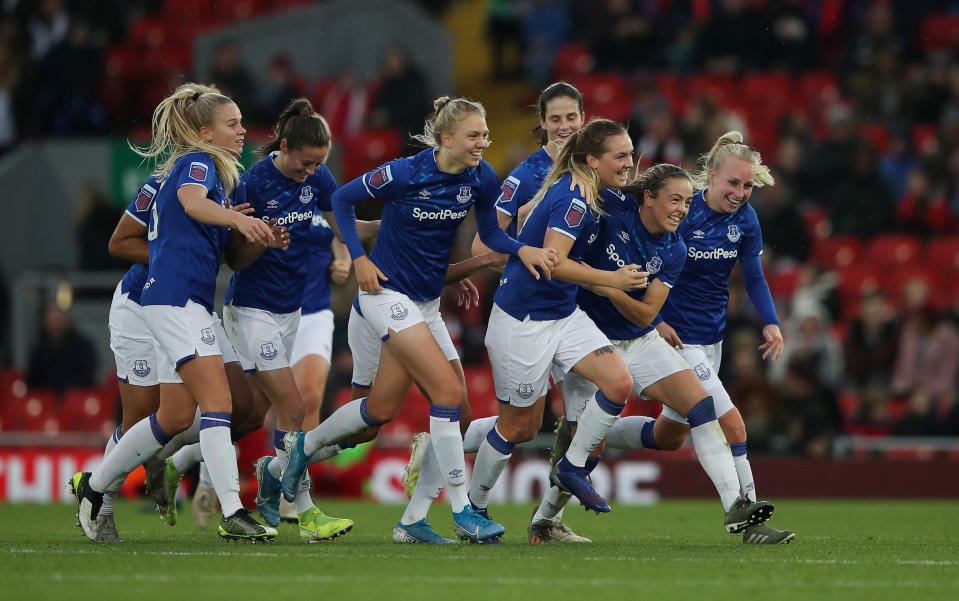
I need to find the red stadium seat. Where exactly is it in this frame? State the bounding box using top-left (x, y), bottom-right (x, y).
top-left (767, 264), bottom-right (804, 300)
top-left (342, 128), bottom-right (401, 182)
top-left (859, 124), bottom-right (890, 154)
top-left (865, 234), bottom-right (922, 268)
top-left (920, 14), bottom-right (959, 53)
top-left (913, 124), bottom-right (938, 154)
top-left (464, 365), bottom-right (498, 419)
top-left (797, 71), bottom-right (840, 106)
top-left (743, 72), bottom-right (792, 105)
top-left (812, 236), bottom-right (863, 270)
top-left (1, 389), bottom-right (58, 432)
top-left (801, 206), bottom-right (832, 239)
top-left (837, 265), bottom-right (882, 319)
top-left (653, 73), bottom-right (685, 115)
top-left (570, 74), bottom-right (632, 122)
top-left (687, 74), bottom-right (736, 107)
top-left (61, 388), bottom-right (117, 434)
top-left (553, 44), bottom-right (595, 81)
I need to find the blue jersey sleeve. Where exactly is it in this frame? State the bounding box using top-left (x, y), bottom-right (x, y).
top-left (741, 254), bottom-right (780, 326)
top-left (333, 159), bottom-right (408, 259)
top-left (475, 164), bottom-right (523, 255)
top-left (495, 163), bottom-right (536, 218)
top-left (547, 194), bottom-right (592, 241)
top-left (742, 207), bottom-right (764, 257)
top-left (654, 239), bottom-right (687, 288)
top-left (125, 178), bottom-right (160, 226)
top-left (175, 154), bottom-right (220, 195)
top-left (312, 164), bottom-right (337, 212)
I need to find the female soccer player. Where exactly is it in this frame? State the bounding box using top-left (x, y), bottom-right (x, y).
top-left (642, 131), bottom-right (793, 544)
top-left (467, 119), bottom-right (647, 533)
top-left (526, 163), bottom-right (775, 543)
top-left (220, 97), bottom-right (374, 541)
top-left (282, 96), bottom-right (557, 544)
top-left (71, 83), bottom-right (278, 542)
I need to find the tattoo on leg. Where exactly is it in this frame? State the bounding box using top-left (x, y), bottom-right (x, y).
top-left (593, 346), bottom-right (614, 356)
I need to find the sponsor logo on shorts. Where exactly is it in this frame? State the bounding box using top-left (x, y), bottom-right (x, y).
top-left (299, 186), bottom-right (313, 204)
top-left (694, 363), bottom-right (711, 380)
top-left (517, 383), bottom-right (534, 399)
top-left (132, 359), bottom-right (150, 378)
top-left (449, 468), bottom-right (463, 479)
top-left (646, 255), bottom-right (663, 274)
top-left (260, 342), bottom-right (279, 360)
top-left (200, 327), bottom-right (216, 345)
top-left (456, 186), bottom-right (473, 204)
top-left (189, 161), bottom-right (208, 182)
top-left (564, 199), bottom-right (586, 228)
top-left (727, 224), bottom-right (741, 242)
top-left (389, 303), bottom-right (409, 321)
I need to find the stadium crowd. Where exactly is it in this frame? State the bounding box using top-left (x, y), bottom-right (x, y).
top-left (2, 0), bottom-right (959, 462)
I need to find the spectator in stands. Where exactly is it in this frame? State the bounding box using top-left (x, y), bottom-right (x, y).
top-left (74, 181), bottom-right (124, 271)
top-left (369, 45), bottom-right (429, 152)
top-left (751, 181), bottom-right (810, 264)
top-left (315, 69), bottom-right (370, 142)
top-left (520, 0), bottom-right (569, 88)
top-left (896, 166), bottom-right (955, 238)
top-left (828, 139), bottom-right (896, 238)
top-left (485, 0), bottom-right (523, 80)
top-left (765, 0), bottom-right (818, 73)
top-left (586, 0), bottom-right (657, 72)
top-left (25, 0), bottom-right (68, 64)
top-left (844, 290), bottom-right (901, 390)
top-left (893, 388), bottom-right (939, 436)
top-left (254, 54), bottom-right (300, 126)
top-left (26, 304), bottom-right (97, 394)
top-left (209, 41), bottom-right (256, 123)
top-left (697, 0), bottom-right (768, 74)
top-left (890, 279), bottom-right (959, 408)
top-left (0, 34), bottom-right (19, 154)
top-left (878, 125), bottom-right (917, 201)
top-left (34, 20), bottom-right (106, 135)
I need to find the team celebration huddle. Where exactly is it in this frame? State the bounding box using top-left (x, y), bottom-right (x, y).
top-left (70, 78), bottom-right (794, 547)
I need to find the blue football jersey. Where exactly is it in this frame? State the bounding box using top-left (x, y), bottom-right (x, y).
top-left (577, 201), bottom-right (687, 341)
top-left (495, 147), bottom-right (553, 237)
top-left (301, 211), bottom-right (336, 314)
top-left (226, 154), bottom-right (337, 314)
top-left (357, 148), bottom-right (502, 302)
top-left (119, 176), bottom-right (161, 305)
top-left (660, 189), bottom-right (765, 344)
top-left (494, 173), bottom-right (601, 321)
top-left (140, 152), bottom-right (231, 312)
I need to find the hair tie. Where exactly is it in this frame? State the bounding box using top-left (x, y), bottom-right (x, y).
top-left (191, 92), bottom-right (201, 102)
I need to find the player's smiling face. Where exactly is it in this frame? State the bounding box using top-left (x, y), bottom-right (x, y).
top-left (443, 113), bottom-right (490, 171)
top-left (201, 102), bottom-right (246, 156)
top-left (707, 156), bottom-right (755, 213)
top-left (589, 132), bottom-right (634, 190)
top-left (541, 96), bottom-right (583, 149)
top-left (642, 176), bottom-right (693, 235)
top-left (276, 142), bottom-right (330, 183)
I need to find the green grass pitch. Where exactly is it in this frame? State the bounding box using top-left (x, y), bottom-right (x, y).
top-left (2, 499), bottom-right (958, 601)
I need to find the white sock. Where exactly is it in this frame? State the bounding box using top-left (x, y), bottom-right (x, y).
top-left (730, 442), bottom-right (756, 501)
top-left (429, 406), bottom-right (468, 512)
top-left (198, 460), bottom-right (213, 488)
top-left (462, 416), bottom-right (497, 454)
top-left (303, 398), bottom-right (379, 457)
top-left (198, 413), bottom-right (242, 517)
top-left (467, 424), bottom-right (513, 509)
top-left (400, 440), bottom-right (443, 525)
top-left (170, 443), bottom-right (203, 475)
top-left (266, 428), bottom-right (288, 480)
top-left (533, 485), bottom-right (571, 522)
top-left (565, 392), bottom-right (623, 467)
top-left (309, 443), bottom-right (344, 463)
top-left (99, 427), bottom-right (123, 515)
top-left (155, 409), bottom-right (201, 460)
top-left (606, 416), bottom-right (656, 449)
top-left (89, 415), bottom-right (167, 492)
top-left (294, 472), bottom-right (313, 514)
top-left (686, 398), bottom-right (740, 511)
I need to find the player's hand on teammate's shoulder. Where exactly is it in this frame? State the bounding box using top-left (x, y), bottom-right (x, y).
top-left (759, 324), bottom-right (784, 361)
top-left (568, 174), bottom-right (595, 205)
top-left (329, 259), bottom-right (351, 285)
top-left (517, 245), bottom-right (558, 280)
top-left (353, 255), bottom-right (388, 293)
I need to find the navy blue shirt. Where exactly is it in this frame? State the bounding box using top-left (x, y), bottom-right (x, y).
top-left (119, 177), bottom-right (160, 305)
top-left (225, 154), bottom-right (336, 314)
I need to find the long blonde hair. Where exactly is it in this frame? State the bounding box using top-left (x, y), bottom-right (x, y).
top-left (520, 118), bottom-right (627, 232)
top-left (131, 82), bottom-right (242, 194)
top-left (691, 131), bottom-right (774, 192)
